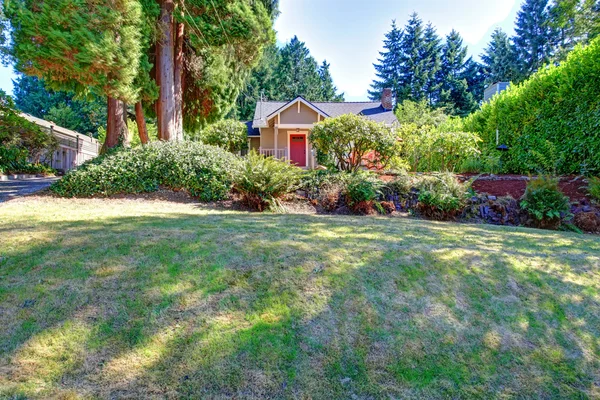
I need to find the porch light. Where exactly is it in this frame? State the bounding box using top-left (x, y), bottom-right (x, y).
top-left (296, 128), bottom-right (300, 132)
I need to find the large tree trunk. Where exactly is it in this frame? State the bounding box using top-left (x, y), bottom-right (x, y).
top-left (174, 21), bottom-right (185, 141)
top-left (102, 96), bottom-right (128, 153)
top-left (156, 0), bottom-right (175, 141)
top-left (135, 102), bottom-right (149, 144)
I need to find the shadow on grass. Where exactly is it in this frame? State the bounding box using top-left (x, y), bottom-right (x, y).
top-left (1, 210), bottom-right (599, 398)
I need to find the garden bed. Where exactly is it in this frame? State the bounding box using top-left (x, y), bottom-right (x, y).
top-left (461, 174), bottom-right (590, 202)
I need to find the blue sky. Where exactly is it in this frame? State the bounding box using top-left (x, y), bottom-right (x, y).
top-left (0, 0), bottom-right (521, 101)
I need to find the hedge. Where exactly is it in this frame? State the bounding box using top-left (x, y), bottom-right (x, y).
top-left (464, 37), bottom-right (600, 175)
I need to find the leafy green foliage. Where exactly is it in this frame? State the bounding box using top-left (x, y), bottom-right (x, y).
top-left (234, 151), bottom-right (302, 211)
top-left (464, 38), bottom-right (600, 175)
top-left (415, 172), bottom-right (471, 220)
top-left (587, 177), bottom-right (600, 202)
top-left (344, 171), bottom-right (384, 207)
top-left (310, 114), bottom-right (397, 172)
top-left (197, 119), bottom-right (248, 153)
top-left (0, 90), bottom-right (58, 172)
top-left (520, 176), bottom-right (571, 229)
top-left (397, 123), bottom-right (481, 172)
top-left (51, 142), bottom-right (241, 200)
top-left (395, 100), bottom-right (449, 128)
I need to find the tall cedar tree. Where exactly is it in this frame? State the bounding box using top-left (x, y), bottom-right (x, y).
top-left (13, 74), bottom-right (106, 136)
top-left (481, 28), bottom-right (519, 85)
top-left (368, 20), bottom-right (403, 102)
top-left (6, 0), bottom-right (277, 147)
top-left (437, 30), bottom-right (477, 116)
top-left (6, 0), bottom-right (151, 150)
top-left (512, 0), bottom-right (556, 80)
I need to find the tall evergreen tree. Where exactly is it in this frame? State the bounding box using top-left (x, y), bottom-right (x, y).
top-left (397, 13), bottom-right (429, 102)
top-left (368, 20), bottom-right (403, 102)
top-left (512, 0), bottom-right (556, 80)
top-left (421, 23), bottom-right (442, 105)
top-left (481, 28), bottom-right (519, 85)
top-left (233, 37), bottom-right (343, 121)
top-left (462, 57), bottom-right (486, 104)
top-left (275, 36), bottom-right (322, 100)
top-left (318, 61), bottom-right (344, 101)
top-left (437, 30), bottom-right (477, 116)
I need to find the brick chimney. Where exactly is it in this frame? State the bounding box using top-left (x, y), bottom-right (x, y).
top-left (381, 88), bottom-right (393, 111)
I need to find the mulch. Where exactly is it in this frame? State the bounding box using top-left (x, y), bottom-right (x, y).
top-left (462, 174), bottom-right (590, 202)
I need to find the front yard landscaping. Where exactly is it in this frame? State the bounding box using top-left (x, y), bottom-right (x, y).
top-left (1, 196), bottom-right (599, 398)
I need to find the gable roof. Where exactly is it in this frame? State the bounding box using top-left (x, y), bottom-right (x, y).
top-left (251, 97), bottom-right (398, 128)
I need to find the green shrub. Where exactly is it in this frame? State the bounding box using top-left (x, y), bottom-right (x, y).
top-left (196, 119), bottom-right (248, 153)
top-left (520, 176), bottom-right (571, 229)
top-left (459, 155), bottom-right (501, 174)
top-left (344, 171), bottom-right (383, 207)
top-left (51, 141), bottom-right (241, 201)
top-left (415, 172), bottom-right (471, 220)
top-left (382, 172), bottom-right (415, 197)
top-left (464, 38), bottom-right (600, 175)
top-left (397, 123), bottom-right (481, 172)
top-left (310, 114), bottom-right (398, 172)
top-left (300, 169), bottom-right (345, 198)
top-left (234, 151), bottom-right (303, 211)
top-left (588, 177), bottom-right (600, 202)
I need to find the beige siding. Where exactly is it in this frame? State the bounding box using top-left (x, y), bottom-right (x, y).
top-left (249, 137), bottom-right (260, 151)
top-left (260, 127), bottom-right (274, 148)
top-left (279, 102), bottom-right (319, 125)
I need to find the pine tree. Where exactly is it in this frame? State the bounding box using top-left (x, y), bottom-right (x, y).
top-left (421, 23), bottom-right (442, 105)
top-left (397, 13), bottom-right (429, 102)
top-left (512, 0), bottom-right (556, 80)
top-left (462, 57), bottom-right (486, 103)
top-left (437, 30), bottom-right (477, 116)
top-left (275, 36), bottom-right (323, 100)
top-left (481, 28), bottom-right (519, 85)
top-left (368, 20), bottom-right (403, 102)
top-left (318, 61), bottom-right (344, 101)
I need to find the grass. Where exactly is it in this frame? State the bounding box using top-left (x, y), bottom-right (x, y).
top-left (0, 196), bottom-right (599, 399)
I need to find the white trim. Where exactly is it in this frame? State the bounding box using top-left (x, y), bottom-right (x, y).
top-left (287, 131), bottom-right (309, 167)
top-left (275, 124), bottom-right (314, 129)
top-left (265, 97), bottom-right (328, 121)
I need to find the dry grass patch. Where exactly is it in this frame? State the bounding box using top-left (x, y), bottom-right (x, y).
top-left (0, 196), bottom-right (599, 398)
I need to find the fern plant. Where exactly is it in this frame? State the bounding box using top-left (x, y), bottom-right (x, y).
top-left (589, 177), bottom-right (600, 202)
top-left (520, 176), bottom-right (571, 229)
top-left (234, 151), bottom-right (303, 211)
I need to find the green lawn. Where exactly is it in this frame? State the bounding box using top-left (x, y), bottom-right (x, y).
top-left (1, 196), bottom-right (599, 399)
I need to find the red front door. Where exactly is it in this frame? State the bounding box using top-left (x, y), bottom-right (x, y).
top-left (289, 135), bottom-right (306, 167)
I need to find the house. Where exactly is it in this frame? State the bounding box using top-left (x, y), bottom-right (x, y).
top-left (247, 89), bottom-right (398, 168)
top-left (21, 113), bottom-right (100, 172)
top-left (483, 82), bottom-right (510, 102)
